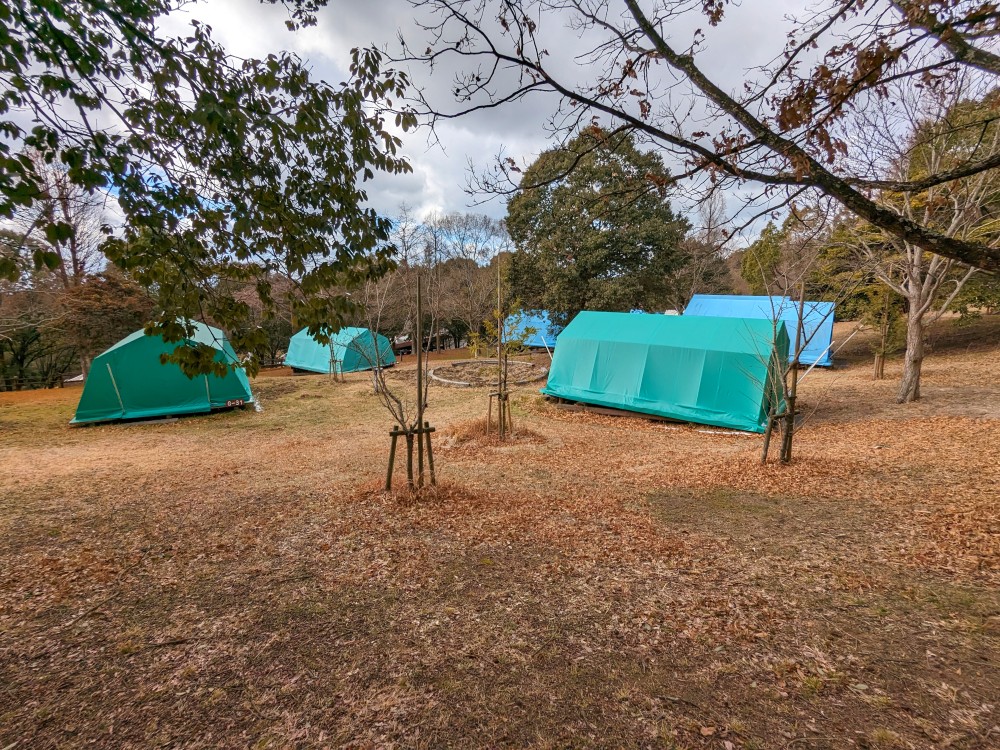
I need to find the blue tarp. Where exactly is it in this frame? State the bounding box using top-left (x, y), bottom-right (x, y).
top-left (684, 294), bottom-right (835, 367)
top-left (507, 311), bottom-right (560, 349)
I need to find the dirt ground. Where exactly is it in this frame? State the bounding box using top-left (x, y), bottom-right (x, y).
top-left (1, 316), bottom-right (998, 749)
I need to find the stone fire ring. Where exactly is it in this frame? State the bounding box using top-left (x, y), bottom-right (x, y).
top-left (428, 359), bottom-right (549, 388)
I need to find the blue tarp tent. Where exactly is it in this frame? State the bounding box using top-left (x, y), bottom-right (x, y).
top-left (684, 294), bottom-right (835, 367)
top-left (507, 311), bottom-right (560, 349)
top-left (284, 327), bottom-right (395, 375)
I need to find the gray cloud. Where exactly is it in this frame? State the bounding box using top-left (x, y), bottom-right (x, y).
top-left (177, 0), bottom-right (810, 228)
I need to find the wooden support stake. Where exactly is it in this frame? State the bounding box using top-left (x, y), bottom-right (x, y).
top-left (386, 428), bottom-right (400, 491)
top-left (424, 421), bottom-right (436, 485)
top-left (416, 424), bottom-right (425, 487)
top-left (405, 432), bottom-right (414, 488)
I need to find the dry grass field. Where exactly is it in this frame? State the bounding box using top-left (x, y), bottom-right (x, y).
top-left (1, 316), bottom-right (998, 749)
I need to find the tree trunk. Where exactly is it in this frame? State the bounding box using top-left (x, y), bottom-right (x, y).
top-left (874, 293), bottom-right (890, 381)
top-left (896, 305), bottom-right (924, 403)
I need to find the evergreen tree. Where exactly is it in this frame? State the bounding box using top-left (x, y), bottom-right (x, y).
top-left (506, 129), bottom-right (689, 325)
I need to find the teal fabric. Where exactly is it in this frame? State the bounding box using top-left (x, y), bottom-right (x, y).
top-left (541, 311), bottom-right (788, 432)
top-left (72, 322), bottom-right (253, 424)
top-left (284, 327), bottom-right (396, 374)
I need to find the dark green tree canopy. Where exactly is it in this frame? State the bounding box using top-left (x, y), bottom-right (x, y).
top-left (740, 222), bottom-right (786, 296)
top-left (506, 128), bottom-right (689, 326)
top-left (1, 0), bottom-right (415, 373)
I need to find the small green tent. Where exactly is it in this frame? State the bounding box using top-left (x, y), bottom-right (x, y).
top-left (541, 311), bottom-right (788, 432)
top-left (284, 326), bottom-right (395, 375)
top-left (72, 322), bottom-right (253, 424)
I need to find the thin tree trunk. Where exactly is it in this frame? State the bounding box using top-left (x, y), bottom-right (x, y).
top-left (874, 293), bottom-right (890, 381)
top-left (415, 275), bottom-right (425, 486)
top-left (897, 303), bottom-right (925, 403)
top-left (780, 286), bottom-right (806, 463)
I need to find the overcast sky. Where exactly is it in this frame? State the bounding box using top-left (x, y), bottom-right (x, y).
top-left (163, 0), bottom-right (806, 227)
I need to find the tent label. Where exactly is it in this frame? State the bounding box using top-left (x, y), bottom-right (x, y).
top-left (225, 399), bottom-right (245, 407)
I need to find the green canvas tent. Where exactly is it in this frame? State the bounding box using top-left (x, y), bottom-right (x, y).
top-left (284, 326), bottom-right (395, 375)
top-left (72, 322), bottom-right (253, 424)
top-left (541, 311), bottom-right (788, 433)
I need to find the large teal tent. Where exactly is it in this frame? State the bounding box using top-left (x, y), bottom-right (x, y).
top-left (541, 311), bottom-right (788, 432)
top-left (284, 326), bottom-right (395, 375)
top-left (72, 322), bottom-right (253, 424)
top-left (684, 294), bottom-right (835, 367)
